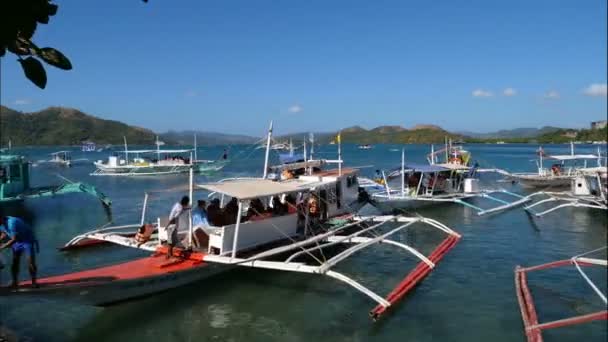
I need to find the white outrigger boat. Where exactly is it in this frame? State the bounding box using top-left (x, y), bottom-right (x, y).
top-left (92, 136), bottom-right (227, 176)
top-left (515, 247), bottom-right (607, 342)
top-left (517, 166), bottom-right (608, 217)
top-left (48, 151), bottom-right (72, 167)
top-left (1, 122), bottom-right (461, 321)
top-left (498, 143), bottom-right (604, 189)
top-left (361, 147), bottom-right (526, 216)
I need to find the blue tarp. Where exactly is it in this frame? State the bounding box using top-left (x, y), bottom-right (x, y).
top-left (279, 153), bottom-right (305, 164)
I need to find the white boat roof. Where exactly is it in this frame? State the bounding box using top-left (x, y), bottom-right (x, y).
top-left (122, 149), bottom-right (193, 154)
top-left (548, 154), bottom-right (599, 160)
top-left (578, 166), bottom-right (608, 175)
top-left (197, 179), bottom-right (308, 200)
top-left (434, 163), bottom-right (470, 170)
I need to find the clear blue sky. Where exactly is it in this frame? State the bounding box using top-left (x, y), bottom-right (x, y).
top-left (1, 0), bottom-right (606, 135)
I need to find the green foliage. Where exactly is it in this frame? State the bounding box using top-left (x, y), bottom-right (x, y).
top-left (337, 126), bottom-right (464, 144)
top-left (0, 0), bottom-right (71, 89)
top-left (0, 106), bottom-right (158, 146)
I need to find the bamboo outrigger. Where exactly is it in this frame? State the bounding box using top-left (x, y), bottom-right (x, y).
top-left (515, 247), bottom-right (607, 342)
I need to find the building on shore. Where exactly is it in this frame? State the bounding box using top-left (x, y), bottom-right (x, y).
top-left (591, 120), bottom-right (607, 130)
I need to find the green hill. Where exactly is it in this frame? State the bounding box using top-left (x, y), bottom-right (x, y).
top-left (0, 106), bottom-right (157, 146)
top-left (339, 125), bottom-right (464, 144)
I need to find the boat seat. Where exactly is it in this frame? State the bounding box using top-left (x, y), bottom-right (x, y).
top-left (191, 227), bottom-right (209, 249)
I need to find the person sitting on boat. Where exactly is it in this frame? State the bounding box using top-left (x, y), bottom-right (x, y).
top-left (0, 215), bottom-right (38, 289)
top-left (207, 198), bottom-right (222, 226)
top-left (192, 200), bottom-right (209, 228)
top-left (551, 164), bottom-right (561, 176)
top-left (222, 198), bottom-right (239, 225)
top-left (135, 223), bottom-right (155, 247)
top-left (165, 196), bottom-right (190, 259)
top-left (281, 169), bottom-right (295, 180)
top-left (247, 198), bottom-right (265, 219)
top-left (307, 194), bottom-right (321, 232)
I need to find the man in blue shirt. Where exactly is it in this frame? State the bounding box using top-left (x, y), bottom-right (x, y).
top-left (192, 200), bottom-right (209, 228)
top-left (0, 215), bottom-right (38, 288)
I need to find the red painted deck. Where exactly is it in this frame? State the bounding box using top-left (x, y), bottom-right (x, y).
top-left (21, 248), bottom-right (207, 287)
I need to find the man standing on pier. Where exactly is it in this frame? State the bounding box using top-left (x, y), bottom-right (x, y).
top-left (0, 215), bottom-right (38, 289)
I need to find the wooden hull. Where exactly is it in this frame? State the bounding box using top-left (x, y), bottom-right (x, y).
top-left (0, 253), bottom-right (227, 306)
top-left (510, 174), bottom-right (572, 188)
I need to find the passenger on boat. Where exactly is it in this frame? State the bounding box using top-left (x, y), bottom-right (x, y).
top-left (222, 149), bottom-right (228, 160)
top-left (192, 200), bottom-right (209, 228)
top-left (307, 194), bottom-right (321, 232)
top-left (223, 198), bottom-right (239, 225)
top-left (165, 196), bottom-right (190, 259)
top-left (0, 215), bottom-right (38, 288)
top-left (247, 198), bottom-right (266, 218)
top-left (135, 223), bottom-right (154, 247)
top-left (207, 199), bottom-right (222, 226)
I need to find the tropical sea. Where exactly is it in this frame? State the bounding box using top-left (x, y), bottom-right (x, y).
top-left (0, 143), bottom-right (606, 342)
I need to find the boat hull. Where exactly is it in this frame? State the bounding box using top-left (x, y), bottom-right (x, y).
top-left (509, 174), bottom-right (572, 188)
top-left (1, 254), bottom-right (228, 306)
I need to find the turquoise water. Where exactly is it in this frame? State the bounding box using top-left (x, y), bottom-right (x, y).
top-left (0, 143), bottom-right (606, 342)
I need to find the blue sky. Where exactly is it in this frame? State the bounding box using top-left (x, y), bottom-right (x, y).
top-left (1, 0), bottom-right (606, 135)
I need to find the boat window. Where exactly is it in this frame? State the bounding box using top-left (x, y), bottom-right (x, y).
top-left (9, 164), bottom-right (21, 181)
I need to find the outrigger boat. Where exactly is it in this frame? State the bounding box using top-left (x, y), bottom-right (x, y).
top-left (92, 136), bottom-right (227, 176)
top-left (496, 143), bottom-right (604, 189)
top-left (1, 122), bottom-right (461, 321)
top-left (49, 151), bottom-right (72, 167)
top-left (0, 154), bottom-right (111, 207)
top-left (515, 247), bottom-right (607, 342)
top-left (519, 167), bottom-right (608, 217)
top-left (360, 147), bottom-right (526, 216)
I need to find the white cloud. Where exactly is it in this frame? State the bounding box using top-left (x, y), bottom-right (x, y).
top-left (503, 88), bottom-right (517, 96)
top-left (582, 83), bottom-right (607, 97)
top-left (544, 90), bottom-right (560, 99)
top-left (472, 89), bottom-right (493, 97)
top-left (14, 99), bottom-right (30, 105)
top-left (288, 104), bottom-right (303, 113)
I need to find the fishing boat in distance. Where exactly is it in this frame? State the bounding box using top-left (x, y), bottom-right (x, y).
top-left (1, 122), bottom-right (461, 322)
top-left (495, 143), bottom-right (604, 189)
top-left (91, 136), bottom-right (227, 176)
top-left (515, 247), bottom-right (607, 342)
top-left (519, 166), bottom-right (608, 217)
top-left (360, 144), bottom-right (527, 216)
top-left (358, 144), bottom-right (373, 150)
top-left (81, 140), bottom-right (96, 152)
top-left (0, 153), bottom-right (111, 207)
top-left (49, 151), bottom-right (72, 167)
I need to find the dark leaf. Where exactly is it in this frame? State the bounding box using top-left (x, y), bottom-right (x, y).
top-left (38, 47), bottom-right (72, 70)
top-left (18, 57), bottom-right (47, 89)
top-left (20, 19), bottom-right (38, 39)
top-left (48, 4), bottom-right (58, 16)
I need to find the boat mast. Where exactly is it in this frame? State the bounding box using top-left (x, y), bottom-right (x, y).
top-left (194, 133), bottom-right (198, 162)
top-left (444, 137), bottom-right (448, 162)
top-left (262, 121), bottom-right (273, 179)
top-left (430, 145), bottom-right (435, 164)
top-left (401, 147), bottom-right (405, 195)
top-left (570, 141), bottom-right (574, 156)
top-left (539, 146), bottom-right (543, 174)
top-left (188, 158), bottom-right (194, 249)
top-left (289, 138), bottom-right (294, 157)
top-left (303, 137), bottom-right (307, 164)
top-left (123, 136), bottom-right (129, 164)
top-left (156, 135), bottom-right (160, 162)
top-left (338, 131), bottom-right (342, 176)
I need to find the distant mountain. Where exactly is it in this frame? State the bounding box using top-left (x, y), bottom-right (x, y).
top-left (459, 126), bottom-right (563, 139)
top-left (159, 130), bottom-right (260, 146)
top-left (340, 125), bottom-right (463, 144)
top-left (0, 106), bottom-right (157, 146)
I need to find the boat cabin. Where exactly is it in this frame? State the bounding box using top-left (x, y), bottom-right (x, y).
top-left (197, 168), bottom-right (360, 257)
top-left (0, 155), bottom-right (31, 201)
top-left (382, 163), bottom-right (474, 197)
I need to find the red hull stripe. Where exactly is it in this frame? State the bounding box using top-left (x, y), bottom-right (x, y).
top-left (369, 234), bottom-right (460, 320)
top-left (21, 247), bottom-right (207, 287)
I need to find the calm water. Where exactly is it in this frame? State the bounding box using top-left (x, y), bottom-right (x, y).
top-left (0, 143), bottom-right (606, 342)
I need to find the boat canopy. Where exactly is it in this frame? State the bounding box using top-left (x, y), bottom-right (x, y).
top-left (434, 163), bottom-right (470, 170)
top-left (197, 179), bottom-right (306, 200)
top-left (50, 151), bottom-right (71, 155)
top-left (548, 154), bottom-right (599, 161)
top-left (395, 163), bottom-right (449, 173)
top-left (278, 153), bottom-right (305, 164)
top-left (121, 149), bottom-right (193, 154)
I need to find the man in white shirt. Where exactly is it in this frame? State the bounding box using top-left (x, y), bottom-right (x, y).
top-left (165, 196), bottom-right (190, 259)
